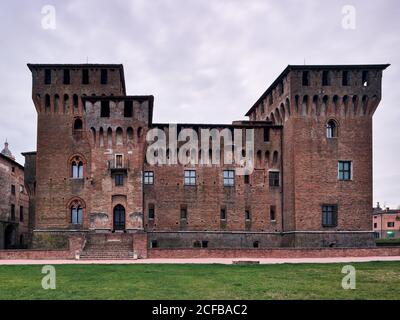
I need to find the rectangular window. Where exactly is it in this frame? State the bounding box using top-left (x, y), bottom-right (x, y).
top-left (223, 170), bottom-right (235, 186)
top-left (338, 161), bottom-right (352, 181)
top-left (322, 71), bottom-right (330, 86)
top-left (115, 155), bottom-right (123, 168)
top-left (20, 185), bottom-right (24, 193)
top-left (342, 71), bottom-right (350, 86)
top-left (144, 171), bottom-right (154, 185)
top-left (20, 206), bottom-right (24, 222)
top-left (100, 69), bottom-right (108, 85)
top-left (302, 71), bottom-right (309, 86)
top-left (184, 170), bottom-right (196, 186)
top-left (322, 205), bottom-right (338, 227)
top-left (71, 207), bottom-right (83, 225)
top-left (244, 175), bottom-right (250, 184)
top-left (82, 69), bottom-right (89, 84)
top-left (148, 204), bottom-right (155, 220)
top-left (115, 174), bottom-right (124, 186)
top-left (44, 69), bottom-right (51, 84)
top-left (373, 223), bottom-right (377, 229)
top-left (124, 100), bottom-right (133, 117)
top-left (269, 171), bottom-right (280, 187)
top-left (11, 185), bottom-right (15, 195)
top-left (270, 206), bottom-right (276, 221)
top-left (63, 69), bottom-right (70, 84)
top-left (180, 207), bottom-right (187, 220)
top-left (245, 210), bottom-right (251, 221)
top-left (388, 222), bottom-right (395, 228)
top-left (100, 100), bottom-right (110, 117)
top-left (362, 71), bottom-right (369, 87)
top-left (11, 204), bottom-right (15, 221)
top-left (202, 241), bottom-right (208, 248)
top-left (150, 240), bottom-right (158, 248)
top-left (220, 208), bottom-right (227, 220)
top-left (264, 127), bottom-right (270, 142)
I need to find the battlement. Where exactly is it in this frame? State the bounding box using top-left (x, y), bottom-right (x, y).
top-left (246, 64), bottom-right (390, 122)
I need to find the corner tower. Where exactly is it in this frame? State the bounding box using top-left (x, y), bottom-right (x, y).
top-left (247, 64), bottom-right (389, 247)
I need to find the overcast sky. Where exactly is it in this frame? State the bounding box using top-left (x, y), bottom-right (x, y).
top-left (0, 0), bottom-right (398, 207)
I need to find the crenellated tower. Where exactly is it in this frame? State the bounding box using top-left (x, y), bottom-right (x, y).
top-left (246, 64), bottom-right (390, 247)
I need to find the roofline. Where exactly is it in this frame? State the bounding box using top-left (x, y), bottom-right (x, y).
top-left (151, 122), bottom-right (283, 129)
top-left (245, 64), bottom-right (391, 116)
top-left (21, 151), bottom-right (37, 156)
top-left (81, 95), bottom-right (154, 102)
top-left (27, 63), bottom-right (127, 95)
top-left (0, 153), bottom-right (24, 170)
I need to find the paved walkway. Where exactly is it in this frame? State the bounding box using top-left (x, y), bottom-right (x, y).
top-left (1, 256), bottom-right (400, 265)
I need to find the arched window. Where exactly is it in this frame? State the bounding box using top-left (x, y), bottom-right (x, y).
top-left (326, 120), bottom-right (338, 138)
top-left (54, 94), bottom-right (60, 113)
top-left (70, 156), bottom-right (84, 178)
top-left (71, 205), bottom-right (83, 225)
top-left (74, 118), bottom-right (83, 130)
top-left (116, 127), bottom-right (123, 146)
top-left (73, 94), bottom-right (79, 113)
top-left (45, 94), bottom-right (51, 113)
top-left (63, 94), bottom-right (69, 114)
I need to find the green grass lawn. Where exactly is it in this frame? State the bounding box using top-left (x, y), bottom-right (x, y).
top-left (0, 262), bottom-right (399, 300)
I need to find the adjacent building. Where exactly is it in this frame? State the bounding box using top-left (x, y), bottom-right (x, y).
top-left (0, 142), bottom-right (30, 249)
top-left (373, 203), bottom-right (400, 239)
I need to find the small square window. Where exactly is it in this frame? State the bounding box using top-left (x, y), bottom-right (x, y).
top-left (322, 205), bottom-right (338, 227)
top-left (202, 241), bottom-right (208, 248)
top-left (223, 170), bottom-right (235, 186)
top-left (144, 171), bottom-right (154, 185)
top-left (184, 170), bottom-right (196, 186)
top-left (150, 240), bottom-right (158, 248)
top-left (115, 174), bottom-right (124, 186)
top-left (388, 222), bottom-right (395, 228)
top-left (338, 161), bottom-right (352, 181)
top-left (269, 171), bottom-right (280, 187)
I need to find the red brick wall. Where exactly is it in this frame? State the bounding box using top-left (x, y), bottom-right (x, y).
top-left (148, 247), bottom-right (400, 259)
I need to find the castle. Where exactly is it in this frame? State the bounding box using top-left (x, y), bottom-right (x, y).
top-left (23, 63), bottom-right (389, 257)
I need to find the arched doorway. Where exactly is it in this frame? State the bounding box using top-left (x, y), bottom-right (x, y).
top-left (113, 205), bottom-right (126, 231)
top-left (4, 225), bottom-right (15, 249)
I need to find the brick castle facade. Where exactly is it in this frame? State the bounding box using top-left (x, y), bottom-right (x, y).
top-left (24, 63), bottom-right (389, 254)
